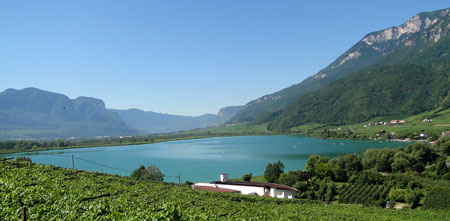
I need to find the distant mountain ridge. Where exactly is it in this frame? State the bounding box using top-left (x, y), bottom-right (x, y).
top-left (0, 87), bottom-right (243, 139)
top-left (110, 105), bottom-right (243, 134)
top-left (267, 8), bottom-right (450, 130)
top-left (0, 87), bottom-right (137, 140)
top-left (230, 8), bottom-right (450, 123)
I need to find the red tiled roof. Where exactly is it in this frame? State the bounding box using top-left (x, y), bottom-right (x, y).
top-left (193, 185), bottom-right (241, 193)
top-left (210, 181), bottom-right (298, 192)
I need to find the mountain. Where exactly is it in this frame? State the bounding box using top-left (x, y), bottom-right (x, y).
top-left (268, 8), bottom-right (450, 131)
top-left (0, 88), bottom-right (137, 140)
top-left (230, 8), bottom-right (450, 123)
top-left (110, 105), bottom-right (243, 134)
top-left (217, 105), bottom-right (244, 119)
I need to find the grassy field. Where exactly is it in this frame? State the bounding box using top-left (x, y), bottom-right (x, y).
top-left (289, 107), bottom-right (450, 139)
top-left (1, 159), bottom-right (449, 220)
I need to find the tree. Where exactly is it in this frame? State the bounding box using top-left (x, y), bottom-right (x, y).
top-left (405, 190), bottom-right (422, 209)
top-left (279, 170), bottom-right (308, 187)
top-left (380, 148), bottom-right (395, 172)
top-left (435, 157), bottom-right (449, 177)
top-left (330, 154), bottom-right (363, 181)
top-left (388, 189), bottom-right (406, 202)
top-left (131, 165), bottom-right (164, 181)
top-left (264, 161), bottom-right (285, 183)
top-left (405, 143), bottom-right (438, 165)
top-left (306, 155), bottom-right (333, 178)
top-left (342, 154), bottom-right (363, 173)
top-left (242, 173), bottom-right (252, 182)
top-left (391, 151), bottom-right (412, 173)
top-left (363, 148), bottom-right (379, 170)
top-left (306, 155), bottom-right (329, 172)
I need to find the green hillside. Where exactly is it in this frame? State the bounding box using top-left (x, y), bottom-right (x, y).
top-left (268, 62), bottom-right (450, 131)
top-left (2, 159), bottom-right (449, 220)
top-left (267, 13), bottom-right (450, 131)
top-left (230, 8), bottom-right (450, 123)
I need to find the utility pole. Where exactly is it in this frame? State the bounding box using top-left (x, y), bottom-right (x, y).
top-left (72, 154), bottom-right (74, 169)
top-left (178, 175), bottom-right (180, 185)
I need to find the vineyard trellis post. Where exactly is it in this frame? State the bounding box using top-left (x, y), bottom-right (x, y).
top-left (22, 205), bottom-right (27, 221)
top-left (165, 175), bottom-right (181, 185)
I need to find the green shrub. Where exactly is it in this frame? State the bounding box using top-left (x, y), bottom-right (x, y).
top-left (388, 189), bottom-right (406, 202)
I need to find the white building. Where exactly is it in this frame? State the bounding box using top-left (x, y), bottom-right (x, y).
top-left (192, 174), bottom-right (298, 199)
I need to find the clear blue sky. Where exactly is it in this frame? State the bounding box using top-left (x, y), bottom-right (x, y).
top-left (0, 1), bottom-right (449, 116)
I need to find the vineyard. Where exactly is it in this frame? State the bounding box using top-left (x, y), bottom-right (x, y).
top-left (1, 160), bottom-right (449, 220)
top-left (423, 187), bottom-right (450, 210)
top-left (338, 184), bottom-right (390, 205)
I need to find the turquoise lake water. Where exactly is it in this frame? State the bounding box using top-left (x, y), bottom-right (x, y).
top-left (9, 135), bottom-right (410, 183)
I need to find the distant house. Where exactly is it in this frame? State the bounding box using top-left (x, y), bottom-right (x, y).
top-left (375, 130), bottom-right (386, 137)
top-left (399, 120), bottom-right (407, 124)
top-left (422, 119), bottom-right (434, 123)
top-left (390, 132), bottom-right (396, 138)
top-left (442, 131), bottom-right (450, 137)
top-left (390, 120), bottom-right (399, 124)
top-left (364, 123), bottom-right (372, 128)
top-left (420, 133), bottom-right (429, 138)
top-left (192, 174), bottom-right (298, 199)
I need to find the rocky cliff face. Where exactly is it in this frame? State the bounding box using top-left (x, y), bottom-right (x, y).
top-left (0, 88), bottom-right (137, 140)
top-left (317, 8), bottom-right (450, 77)
top-left (230, 7), bottom-right (450, 123)
top-left (217, 105), bottom-right (244, 119)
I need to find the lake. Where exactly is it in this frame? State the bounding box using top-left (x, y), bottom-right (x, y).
top-left (9, 135), bottom-right (409, 183)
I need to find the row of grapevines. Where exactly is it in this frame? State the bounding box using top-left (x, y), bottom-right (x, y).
top-left (1, 160), bottom-right (449, 220)
top-left (338, 184), bottom-right (390, 205)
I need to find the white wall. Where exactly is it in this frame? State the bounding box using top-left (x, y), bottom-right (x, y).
top-left (271, 188), bottom-right (295, 199)
top-left (194, 183), bottom-right (265, 196)
top-left (194, 183), bottom-right (296, 199)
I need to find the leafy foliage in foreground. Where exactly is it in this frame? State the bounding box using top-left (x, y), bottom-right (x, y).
top-left (1, 160), bottom-right (449, 220)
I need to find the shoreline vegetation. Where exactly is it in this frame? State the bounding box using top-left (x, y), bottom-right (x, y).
top-left (0, 123), bottom-right (275, 155)
top-left (2, 139), bottom-right (449, 219)
top-left (2, 115), bottom-right (449, 155)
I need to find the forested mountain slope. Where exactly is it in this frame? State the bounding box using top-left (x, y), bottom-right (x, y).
top-left (268, 17), bottom-right (450, 131)
top-left (231, 8), bottom-right (450, 123)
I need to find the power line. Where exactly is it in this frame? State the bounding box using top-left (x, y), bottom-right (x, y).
top-left (19, 153), bottom-right (183, 183)
top-left (73, 156), bottom-right (132, 173)
top-left (31, 153), bottom-right (132, 173)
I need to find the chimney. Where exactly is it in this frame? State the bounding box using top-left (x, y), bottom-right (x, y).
top-left (220, 173), bottom-right (228, 182)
